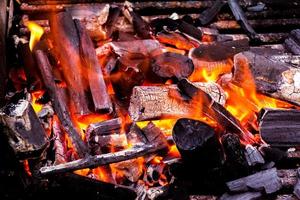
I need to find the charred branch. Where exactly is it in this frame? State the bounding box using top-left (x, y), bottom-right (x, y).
top-left (199, 0), bottom-right (226, 26)
top-left (34, 50), bottom-right (88, 158)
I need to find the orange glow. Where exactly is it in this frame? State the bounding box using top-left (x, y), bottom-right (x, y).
top-left (31, 90), bottom-right (45, 113)
top-left (23, 160), bottom-right (32, 176)
top-left (168, 145), bottom-right (180, 158)
top-left (76, 113), bottom-right (110, 131)
top-left (163, 46), bottom-right (186, 55)
top-left (25, 21), bottom-right (44, 51)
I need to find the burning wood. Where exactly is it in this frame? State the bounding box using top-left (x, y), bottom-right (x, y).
top-left (49, 11), bottom-right (90, 116)
top-left (129, 82), bottom-right (226, 121)
top-left (34, 50), bottom-right (88, 158)
top-left (285, 29), bottom-right (300, 55)
top-left (53, 117), bottom-right (67, 164)
top-left (233, 51), bottom-right (300, 106)
top-left (86, 118), bottom-right (122, 138)
top-left (199, 0), bottom-right (226, 26)
top-left (294, 168), bottom-right (300, 199)
top-left (244, 144), bottom-right (265, 166)
top-left (0, 98), bottom-right (48, 159)
top-left (74, 19), bottom-right (112, 113)
top-left (259, 108), bottom-right (300, 147)
top-left (156, 31), bottom-right (196, 51)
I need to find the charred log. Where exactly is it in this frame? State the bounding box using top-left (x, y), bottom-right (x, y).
top-left (156, 31), bottom-right (196, 50)
top-left (172, 118), bottom-right (223, 169)
top-left (189, 39), bottom-right (249, 62)
top-left (151, 52), bottom-right (194, 80)
top-left (49, 11), bottom-right (90, 115)
top-left (199, 0), bottom-right (226, 26)
top-left (74, 19), bottom-right (112, 113)
top-left (259, 108), bottom-right (300, 147)
top-left (233, 51), bottom-right (300, 106)
top-left (0, 98), bottom-right (48, 159)
top-left (129, 82), bottom-right (226, 121)
top-left (142, 122), bottom-right (168, 147)
top-left (34, 50), bottom-right (88, 158)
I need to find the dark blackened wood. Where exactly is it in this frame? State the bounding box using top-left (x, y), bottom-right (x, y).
top-left (0, 98), bottom-right (48, 159)
top-left (103, 6), bottom-right (121, 38)
top-left (233, 51), bottom-right (300, 106)
top-left (259, 108), bottom-right (300, 147)
top-left (175, 19), bottom-right (202, 42)
top-left (228, 0), bottom-right (257, 40)
top-left (219, 192), bottom-right (262, 200)
top-left (172, 118), bottom-right (223, 168)
top-left (291, 29), bottom-right (300, 45)
top-left (294, 168), bottom-right (300, 199)
top-left (221, 133), bottom-right (248, 178)
top-left (52, 172), bottom-right (136, 200)
top-left (74, 19), bottom-right (112, 113)
top-left (17, 42), bottom-right (42, 91)
top-left (40, 142), bottom-right (167, 176)
top-left (269, 55), bottom-right (300, 67)
top-left (0, 0), bottom-right (7, 106)
top-left (244, 144), bottom-right (265, 166)
top-left (177, 79), bottom-right (255, 143)
top-left (151, 52), bottom-right (194, 80)
top-left (189, 39), bottom-right (249, 62)
top-left (285, 38), bottom-right (300, 55)
top-left (34, 50), bottom-right (88, 158)
top-left (226, 168), bottom-right (282, 194)
top-left (199, 0), bottom-right (226, 26)
top-left (49, 11), bottom-right (90, 116)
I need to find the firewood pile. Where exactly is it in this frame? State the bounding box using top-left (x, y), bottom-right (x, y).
top-left (1, 0), bottom-right (300, 199)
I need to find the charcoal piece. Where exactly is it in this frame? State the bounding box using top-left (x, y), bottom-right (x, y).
top-left (86, 118), bottom-right (122, 138)
top-left (172, 118), bottom-right (223, 169)
top-left (259, 145), bottom-right (287, 163)
top-left (259, 108), bottom-right (300, 147)
top-left (293, 168), bottom-right (300, 199)
top-left (244, 144), bottom-right (265, 166)
top-left (226, 168), bottom-right (282, 194)
top-left (199, 0), bottom-right (226, 26)
top-left (285, 38), bottom-right (300, 55)
top-left (151, 52), bottom-right (194, 80)
top-left (189, 39), bottom-right (249, 62)
top-left (142, 122), bottom-right (168, 147)
top-left (0, 98), bottom-right (48, 159)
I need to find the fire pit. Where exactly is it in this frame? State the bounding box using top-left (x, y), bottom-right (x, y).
top-left (1, 0), bottom-right (300, 199)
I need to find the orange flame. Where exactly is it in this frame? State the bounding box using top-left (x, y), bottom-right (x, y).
top-left (25, 21), bottom-right (44, 51)
top-left (31, 90), bottom-right (45, 113)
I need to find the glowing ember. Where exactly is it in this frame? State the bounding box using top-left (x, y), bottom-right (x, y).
top-left (31, 90), bottom-right (45, 113)
top-left (25, 21), bottom-right (44, 51)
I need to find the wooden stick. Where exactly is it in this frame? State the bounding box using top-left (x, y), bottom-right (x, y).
top-left (228, 0), bottom-right (257, 40)
top-left (34, 50), bottom-right (88, 158)
top-left (74, 19), bottom-right (112, 113)
top-left (49, 11), bottom-right (90, 116)
top-left (40, 143), bottom-right (166, 176)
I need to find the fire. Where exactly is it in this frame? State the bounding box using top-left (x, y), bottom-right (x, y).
top-left (25, 21), bottom-right (44, 51)
top-left (23, 160), bottom-right (32, 176)
top-left (31, 90), bottom-right (45, 113)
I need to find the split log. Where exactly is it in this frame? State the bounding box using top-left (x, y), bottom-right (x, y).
top-left (128, 82), bottom-right (226, 121)
top-left (0, 0), bottom-right (7, 106)
top-left (226, 168), bottom-right (282, 194)
top-left (244, 144), bottom-right (265, 166)
top-left (233, 51), bottom-right (300, 106)
top-left (172, 118), bottom-right (223, 169)
top-left (49, 11), bottom-right (90, 115)
top-left (74, 19), bottom-right (112, 113)
top-left (259, 108), bottom-right (300, 147)
top-left (40, 142), bottom-right (167, 176)
top-left (34, 50), bottom-right (88, 158)
top-left (0, 98), bottom-right (48, 159)
top-left (228, 0), bottom-right (257, 40)
top-left (219, 192), bottom-right (262, 200)
top-left (151, 52), bottom-right (194, 80)
top-left (189, 39), bottom-right (249, 62)
top-left (199, 0), bottom-right (226, 26)
top-left (177, 79), bottom-right (255, 143)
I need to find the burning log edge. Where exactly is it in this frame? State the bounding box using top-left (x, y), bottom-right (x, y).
top-left (34, 50), bottom-right (89, 158)
top-left (39, 143), bottom-right (167, 176)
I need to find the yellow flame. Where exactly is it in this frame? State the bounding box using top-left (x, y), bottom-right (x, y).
top-left (26, 21), bottom-right (44, 51)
